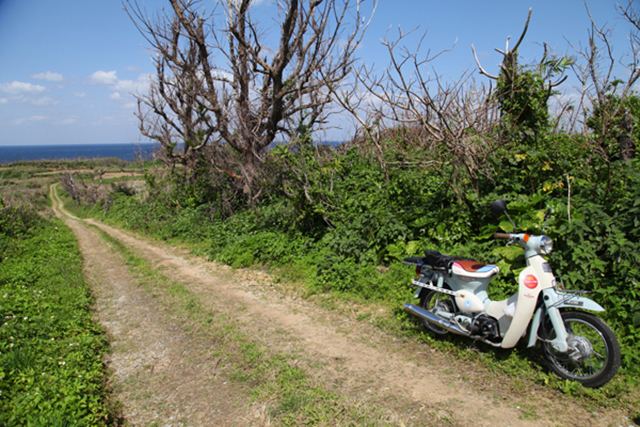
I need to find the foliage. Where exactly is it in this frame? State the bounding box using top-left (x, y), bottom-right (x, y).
top-left (497, 68), bottom-right (551, 139)
top-left (0, 208), bottom-right (114, 426)
top-left (0, 200), bottom-right (44, 259)
top-left (586, 89), bottom-right (640, 161)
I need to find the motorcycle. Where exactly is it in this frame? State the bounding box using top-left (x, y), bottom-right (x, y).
top-left (403, 199), bottom-right (620, 388)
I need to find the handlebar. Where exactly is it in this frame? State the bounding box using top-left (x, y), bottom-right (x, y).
top-left (494, 232), bottom-right (511, 239)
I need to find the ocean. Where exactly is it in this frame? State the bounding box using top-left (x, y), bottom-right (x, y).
top-left (0, 143), bottom-right (157, 164)
top-left (0, 141), bottom-right (347, 165)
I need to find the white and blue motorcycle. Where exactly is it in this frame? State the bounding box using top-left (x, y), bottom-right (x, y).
top-left (403, 199), bottom-right (620, 388)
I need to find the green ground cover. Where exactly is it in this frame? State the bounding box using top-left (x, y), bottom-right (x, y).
top-left (0, 203), bottom-right (116, 426)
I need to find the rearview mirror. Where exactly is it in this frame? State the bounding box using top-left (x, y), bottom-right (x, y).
top-left (490, 199), bottom-right (507, 216)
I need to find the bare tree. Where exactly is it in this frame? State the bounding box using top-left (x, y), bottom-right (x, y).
top-left (332, 28), bottom-right (501, 196)
top-left (472, 9), bottom-right (533, 83)
top-left (127, 0), bottom-right (375, 199)
top-left (59, 170), bottom-right (106, 206)
top-left (569, 0), bottom-right (640, 163)
top-left (126, 1), bottom-right (220, 179)
top-left (472, 8), bottom-right (569, 136)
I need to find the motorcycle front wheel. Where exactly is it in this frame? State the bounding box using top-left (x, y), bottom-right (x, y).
top-left (419, 289), bottom-right (456, 338)
top-left (541, 310), bottom-right (620, 388)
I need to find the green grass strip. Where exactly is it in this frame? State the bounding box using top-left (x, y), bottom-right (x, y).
top-left (0, 214), bottom-right (116, 427)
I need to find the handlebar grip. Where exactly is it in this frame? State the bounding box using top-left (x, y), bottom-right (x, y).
top-left (494, 232), bottom-right (511, 239)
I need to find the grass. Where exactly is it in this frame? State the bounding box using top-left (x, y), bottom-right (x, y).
top-left (0, 213), bottom-right (119, 426)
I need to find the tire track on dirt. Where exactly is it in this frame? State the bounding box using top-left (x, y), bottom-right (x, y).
top-left (50, 184), bottom-right (255, 426)
top-left (49, 184), bottom-right (630, 427)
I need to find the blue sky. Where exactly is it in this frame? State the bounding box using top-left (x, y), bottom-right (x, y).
top-left (0, 0), bottom-right (634, 146)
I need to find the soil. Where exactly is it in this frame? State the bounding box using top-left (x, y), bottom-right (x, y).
top-left (49, 184), bottom-right (635, 427)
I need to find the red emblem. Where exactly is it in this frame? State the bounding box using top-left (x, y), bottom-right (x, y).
top-left (524, 274), bottom-right (538, 289)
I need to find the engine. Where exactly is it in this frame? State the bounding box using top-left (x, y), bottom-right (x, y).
top-left (452, 313), bottom-right (499, 339)
top-left (470, 314), bottom-right (500, 339)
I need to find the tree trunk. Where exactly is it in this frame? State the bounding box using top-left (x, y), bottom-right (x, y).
top-left (619, 109), bottom-right (636, 161)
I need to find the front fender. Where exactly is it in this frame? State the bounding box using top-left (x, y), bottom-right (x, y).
top-left (527, 288), bottom-right (605, 348)
top-left (551, 291), bottom-right (605, 312)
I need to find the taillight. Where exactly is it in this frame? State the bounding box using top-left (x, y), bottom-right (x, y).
top-left (415, 265), bottom-right (422, 276)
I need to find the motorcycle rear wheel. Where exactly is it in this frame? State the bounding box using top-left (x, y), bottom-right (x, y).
top-left (541, 310), bottom-right (620, 388)
top-left (419, 289), bottom-right (456, 338)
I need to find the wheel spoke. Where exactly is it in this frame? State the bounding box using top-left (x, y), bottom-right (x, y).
top-left (542, 311), bottom-right (620, 387)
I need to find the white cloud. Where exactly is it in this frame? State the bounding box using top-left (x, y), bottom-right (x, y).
top-left (30, 71), bottom-right (63, 82)
top-left (89, 70), bottom-right (118, 86)
top-left (60, 116), bottom-right (78, 125)
top-left (31, 96), bottom-right (59, 106)
top-left (0, 81), bottom-right (46, 95)
top-left (88, 71), bottom-right (151, 99)
top-left (73, 92), bottom-right (89, 98)
top-left (122, 102), bottom-right (137, 109)
top-left (113, 73), bottom-right (152, 94)
top-left (13, 115), bottom-right (47, 125)
top-left (0, 98), bottom-right (7, 104)
top-left (90, 116), bottom-right (114, 125)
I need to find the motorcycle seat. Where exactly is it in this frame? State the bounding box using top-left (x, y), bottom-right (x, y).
top-left (451, 260), bottom-right (499, 279)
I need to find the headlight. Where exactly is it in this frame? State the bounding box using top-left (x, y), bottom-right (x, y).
top-left (540, 236), bottom-right (553, 254)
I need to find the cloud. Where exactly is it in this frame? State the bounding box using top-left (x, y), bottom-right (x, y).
top-left (30, 96), bottom-right (59, 106)
top-left (0, 98), bottom-right (7, 104)
top-left (0, 81), bottom-right (46, 95)
top-left (73, 92), bottom-right (89, 98)
top-left (88, 70), bottom-right (151, 97)
top-left (13, 115), bottom-right (47, 125)
top-left (113, 74), bottom-right (152, 94)
top-left (60, 116), bottom-right (78, 125)
top-left (89, 70), bottom-right (118, 86)
top-left (30, 71), bottom-right (63, 82)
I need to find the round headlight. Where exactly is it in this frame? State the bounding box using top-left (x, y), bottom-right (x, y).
top-left (540, 236), bottom-right (553, 254)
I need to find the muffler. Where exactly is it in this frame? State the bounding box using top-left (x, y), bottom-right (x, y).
top-left (404, 303), bottom-right (470, 337)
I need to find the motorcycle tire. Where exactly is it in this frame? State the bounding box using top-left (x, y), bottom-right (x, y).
top-left (419, 288), bottom-right (456, 338)
top-left (540, 310), bottom-right (620, 388)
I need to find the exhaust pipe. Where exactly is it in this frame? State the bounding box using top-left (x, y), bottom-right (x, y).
top-left (404, 303), bottom-right (470, 337)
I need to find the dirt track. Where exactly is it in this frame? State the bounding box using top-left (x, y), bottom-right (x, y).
top-left (49, 184), bottom-right (633, 427)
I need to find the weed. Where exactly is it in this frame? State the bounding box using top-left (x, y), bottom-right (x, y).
top-left (518, 403), bottom-right (539, 420)
top-left (0, 212), bottom-right (114, 426)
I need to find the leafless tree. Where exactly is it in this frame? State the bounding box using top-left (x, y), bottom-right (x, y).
top-left (568, 0), bottom-right (640, 163)
top-left (472, 8), bottom-right (568, 134)
top-left (126, 1), bottom-right (221, 179)
top-left (472, 8), bottom-right (533, 84)
top-left (126, 0), bottom-right (375, 199)
top-left (59, 170), bottom-right (106, 206)
top-left (331, 27), bottom-right (501, 197)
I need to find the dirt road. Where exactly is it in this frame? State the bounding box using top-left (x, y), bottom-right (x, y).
top-left (49, 184), bottom-right (633, 427)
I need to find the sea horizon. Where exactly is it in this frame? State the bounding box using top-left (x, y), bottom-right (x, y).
top-left (0, 142), bottom-right (157, 164)
top-left (0, 140), bottom-right (346, 165)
